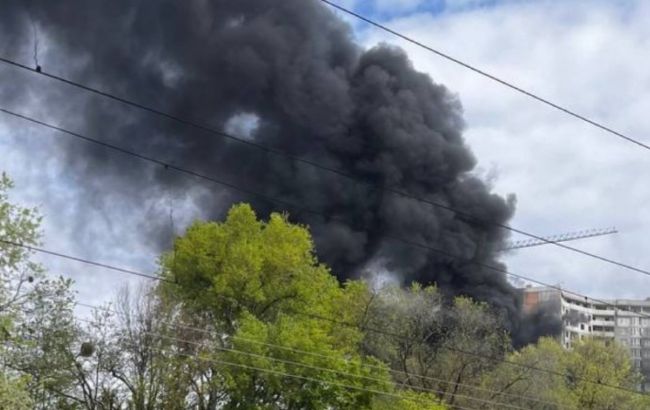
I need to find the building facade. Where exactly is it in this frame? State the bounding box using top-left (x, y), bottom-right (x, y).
top-left (522, 286), bottom-right (650, 391)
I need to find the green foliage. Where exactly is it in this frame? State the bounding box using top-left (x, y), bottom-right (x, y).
top-left (562, 339), bottom-right (649, 409)
top-left (11, 275), bottom-right (82, 408)
top-left (360, 283), bottom-right (511, 407)
top-left (0, 373), bottom-right (32, 409)
top-left (0, 173), bottom-right (72, 408)
top-left (476, 337), bottom-right (650, 409)
top-left (0, 172), bottom-right (41, 271)
top-left (371, 390), bottom-right (447, 410)
top-left (166, 204), bottom-right (343, 321)
top-left (0, 173), bottom-right (101, 409)
top-left (163, 204), bottom-right (395, 408)
top-left (0, 172), bottom-right (43, 337)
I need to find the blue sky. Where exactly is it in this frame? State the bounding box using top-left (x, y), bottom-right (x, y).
top-left (340, 0), bottom-right (503, 20)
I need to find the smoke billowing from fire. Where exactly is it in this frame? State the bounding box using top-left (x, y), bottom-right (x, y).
top-left (0, 0), bottom-right (560, 345)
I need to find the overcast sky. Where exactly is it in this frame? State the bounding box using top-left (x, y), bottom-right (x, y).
top-left (2, 0), bottom-right (650, 308)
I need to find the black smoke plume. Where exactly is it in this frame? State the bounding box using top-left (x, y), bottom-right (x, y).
top-left (0, 0), bottom-right (560, 345)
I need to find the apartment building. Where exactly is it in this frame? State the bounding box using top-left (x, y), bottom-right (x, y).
top-left (522, 286), bottom-right (650, 390)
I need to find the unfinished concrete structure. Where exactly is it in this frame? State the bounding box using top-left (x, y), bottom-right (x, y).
top-left (522, 286), bottom-right (650, 391)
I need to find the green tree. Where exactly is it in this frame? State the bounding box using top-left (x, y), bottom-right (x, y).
top-left (359, 283), bottom-right (510, 408)
top-left (0, 373), bottom-right (32, 410)
top-left (477, 337), bottom-right (650, 410)
top-left (371, 390), bottom-right (446, 410)
top-left (562, 338), bottom-right (649, 409)
top-left (0, 172), bottom-right (42, 338)
top-left (162, 204), bottom-right (396, 408)
top-left (0, 172), bottom-right (111, 409)
top-left (102, 283), bottom-right (189, 410)
top-left (0, 172), bottom-right (44, 409)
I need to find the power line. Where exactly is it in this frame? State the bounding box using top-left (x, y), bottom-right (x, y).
top-left (2, 230), bottom-right (642, 398)
top-left (3, 106), bottom-right (650, 295)
top-left (0, 110), bottom-right (646, 395)
top-left (0, 238), bottom-right (171, 283)
top-left (74, 317), bottom-right (528, 410)
top-left (109, 341), bottom-right (478, 410)
top-left (0, 17), bottom-right (645, 400)
top-left (0, 58), bottom-right (647, 279)
top-left (318, 0), bottom-right (650, 152)
top-left (76, 301), bottom-right (572, 409)
top-left (1, 105), bottom-right (649, 326)
top-left (5, 236), bottom-right (645, 397)
top-left (2, 106), bottom-right (650, 324)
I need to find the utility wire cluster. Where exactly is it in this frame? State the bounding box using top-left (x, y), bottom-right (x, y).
top-left (1, 57), bottom-right (649, 278)
top-left (74, 316), bottom-right (531, 410)
top-left (75, 302), bottom-right (575, 409)
top-left (0, 70), bottom-right (648, 399)
top-left (1, 1), bottom-right (650, 404)
top-left (3, 232), bottom-right (646, 398)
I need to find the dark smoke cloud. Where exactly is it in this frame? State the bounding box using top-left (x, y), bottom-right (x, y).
top-left (564, 309), bottom-right (590, 327)
top-left (0, 0), bottom-right (559, 345)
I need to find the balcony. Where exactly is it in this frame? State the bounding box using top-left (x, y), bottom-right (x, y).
top-left (592, 319), bottom-right (615, 327)
top-left (592, 330), bottom-right (615, 338)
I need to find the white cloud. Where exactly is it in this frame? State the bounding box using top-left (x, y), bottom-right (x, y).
top-left (356, 0), bottom-right (650, 299)
top-left (443, 0), bottom-right (493, 11)
top-left (374, 0), bottom-right (428, 13)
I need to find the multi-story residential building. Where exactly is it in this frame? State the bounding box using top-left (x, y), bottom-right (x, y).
top-left (522, 285), bottom-right (650, 391)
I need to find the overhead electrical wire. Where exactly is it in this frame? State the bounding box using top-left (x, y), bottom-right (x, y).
top-left (75, 302), bottom-right (574, 409)
top-left (74, 317), bottom-right (529, 410)
top-left (1, 105), bottom-right (649, 327)
top-left (0, 231), bottom-right (643, 396)
top-left (3, 106), bottom-right (650, 294)
top-left (2, 106), bottom-right (650, 360)
top-left (0, 58), bottom-right (647, 279)
top-left (0, 237), bottom-right (171, 283)
top-left (318, 0), bottom-right (650, 152)
top-left (0, 74), bottom-right (646, 397)
top-left (0, 4), bottom-right (646, 402)
top-left (108, 340), bottom-right (480, 410)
